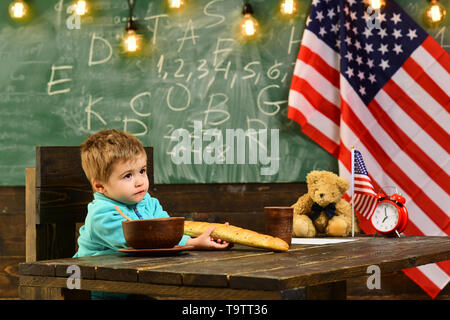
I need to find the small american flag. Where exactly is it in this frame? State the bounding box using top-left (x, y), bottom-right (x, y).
top-left (288, 0), bottom-right (449, 298)
top-left (352, 149), bottom-right (377, 219)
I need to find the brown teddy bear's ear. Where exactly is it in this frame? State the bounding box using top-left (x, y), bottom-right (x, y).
top-left (336, 176), bottom-right (350, 194)
top-left (306, 171), bottom-right (321, 185)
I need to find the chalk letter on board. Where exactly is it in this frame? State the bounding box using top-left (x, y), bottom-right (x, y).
top-left (257, 85), bottom-right (288, 116)
top-left (170, 128), bottom-right (191, 165)
top-left (85, 95), bottom-right (106, 130)
top-left (47, 65), bottom-right (73, 96)
top-left (246, 117), bottom-right (267, 131)
top-left (204, 0), bottom-right (226, 29)
top-left (213, 39), bottom-right (234, 67)
top-left (177, 19), bottom-right (199, 53)
top-left (123, 117), bottom-right (147, 136)
top-left (167, 83), bottom-right (191, 111)
top-left (203, 128), bottom-right (224, 164)
top-left (88, 33), bottom-right (113, 66)
top-left (144, 14), bottom-right (169, 45)
top-left (288, 26), bottom-right (301, 55)
top-left (203, 93), bottom-right (230, 126)
top-left (130, 92), bottom-right (152, 117)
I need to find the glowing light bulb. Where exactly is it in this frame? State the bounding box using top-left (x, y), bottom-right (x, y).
top-left (425, 0), bottom-right (446, 26)
top-left (365, 0), bottom-right (386, 10)
top-left (9, 0), bottom-right (29, 20)
top-left (280, 0), bottom-right (297, 16)
top-left (123, 29), bottom-right (141, 53)
top-left (168, 0), bottom-right (184, 9)
top-left (241, 13), bottom-right (259, 37)
top-left (240, 2), bottom-right (259, 39)
top-left (75, 0), bottom-right (88, 16)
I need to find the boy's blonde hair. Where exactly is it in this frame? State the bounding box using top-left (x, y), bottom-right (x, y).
top-left (81, 129), bottom-right (146, 186)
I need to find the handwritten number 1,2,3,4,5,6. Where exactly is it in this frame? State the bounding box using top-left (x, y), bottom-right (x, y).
top-left (156, 54), bottom-right (288, 87)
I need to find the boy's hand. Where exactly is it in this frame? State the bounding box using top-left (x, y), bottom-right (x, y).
top-left (186, 222), bottom-right (232, 250)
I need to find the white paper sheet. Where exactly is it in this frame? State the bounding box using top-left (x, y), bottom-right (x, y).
top-left (291, 238), bottom-right (358, 245)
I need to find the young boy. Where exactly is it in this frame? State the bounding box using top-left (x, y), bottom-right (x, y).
top-left (74, 129), bottom-right (229, 258)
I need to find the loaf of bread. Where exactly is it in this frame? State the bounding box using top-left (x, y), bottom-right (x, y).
top-left (184, 221), bottom-right (289, 251)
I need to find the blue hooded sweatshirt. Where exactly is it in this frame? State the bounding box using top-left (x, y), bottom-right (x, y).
top-left (74, 192), bottom-right (190, 257)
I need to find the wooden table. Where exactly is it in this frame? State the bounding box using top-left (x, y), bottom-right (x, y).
top-left (18, 236), bottom-right (450, 300)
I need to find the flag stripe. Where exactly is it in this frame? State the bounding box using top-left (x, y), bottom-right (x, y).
top-left (402, 58), bottom-right (450, 111)
top-left (288, 90), bottom-right (340, 143)
top-left (287, 105), bottom-right (340, 158)
top-left (290, 74), bottom-right (340, 125)
top-left (367, 98), bottom-right (450, 193)
top-left (354, 195), bottom-right (367, 215)
top-left (355, 194), bottom-right (376, 217)
top-left (298, 45), bottom-right (340, 88)
top-left (292, 58), bottom-right (341, 109)
top-left (382, 80), bottom-right (450, 153)
top-left (417, 263), bottom-right (450, 289)
top-left (438, 260), bottom-right (450, 277)
top-left (374, 90), bottom-right (449, 174)
top-left (402, 266), bottom-right (443, 299)
top-left (300, 29), bottom-right (340, 71)
top-left (392, 67), bottom-right (450, 133)
top-left (354, 181), bottom-right (376, 192)
top-left (412, 44), bottom-right (450, 94)
top-left (406, 201), bottom-right (448, 235)
top-left (421, 36), bottom-right (450, 73)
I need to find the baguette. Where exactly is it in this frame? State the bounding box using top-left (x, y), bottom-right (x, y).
top-left (184, 221), bottom-right (289, 252)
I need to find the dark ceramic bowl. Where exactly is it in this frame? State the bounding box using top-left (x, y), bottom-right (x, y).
top-left (122, 217), bottom-right (185, 249)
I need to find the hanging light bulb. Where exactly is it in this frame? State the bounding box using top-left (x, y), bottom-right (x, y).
top-left (425, 0), bottom-right (446, 26)
top-left (280, 0), bottom-right (297, 16)
top-left (9, 0), bottom-right (29, 20)
top-left (74, 0), bottom-right (88, 16)
top-left (123, 19), bottom-right (142, 53)
top-left (122, 0), bottom-right (142, 53)
top-left (240, 1), bottom-right (259, 38)
top-left (168, 0), bottom-right (184, 9)
top-left (364, 0), bottom-right (386, 10)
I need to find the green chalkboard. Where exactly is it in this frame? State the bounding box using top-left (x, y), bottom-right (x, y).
top-left (0, 0), bottom-right (449, 186)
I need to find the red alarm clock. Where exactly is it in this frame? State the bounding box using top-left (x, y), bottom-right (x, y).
top-left (371, 191), bottom-right (409, 237)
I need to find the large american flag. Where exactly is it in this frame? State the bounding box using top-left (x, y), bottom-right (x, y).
top-left (288, 0), bottom-right (449, 298)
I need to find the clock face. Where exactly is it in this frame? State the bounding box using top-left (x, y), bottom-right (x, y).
top-left (371, 202), bottom-right (399, 232)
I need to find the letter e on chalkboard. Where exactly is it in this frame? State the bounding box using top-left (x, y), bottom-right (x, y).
top-left (47, 65), bottom-right (73, 95)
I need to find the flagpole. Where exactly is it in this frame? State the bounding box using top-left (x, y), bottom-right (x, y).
top-left (351, 146), bottom-right (355, 237)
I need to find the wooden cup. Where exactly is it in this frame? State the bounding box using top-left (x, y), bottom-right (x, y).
top-left (264, 207), bottom-right (294, 247)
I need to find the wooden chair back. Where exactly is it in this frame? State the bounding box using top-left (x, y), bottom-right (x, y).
top-left (26, 146), bottom-right (154, 261)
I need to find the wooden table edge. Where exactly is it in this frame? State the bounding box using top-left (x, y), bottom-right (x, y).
top-left (19, 275), bottom-right (284, 300)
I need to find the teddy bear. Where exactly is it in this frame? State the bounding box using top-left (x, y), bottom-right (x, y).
top-left (291, 170), bottom-right (360, 237)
